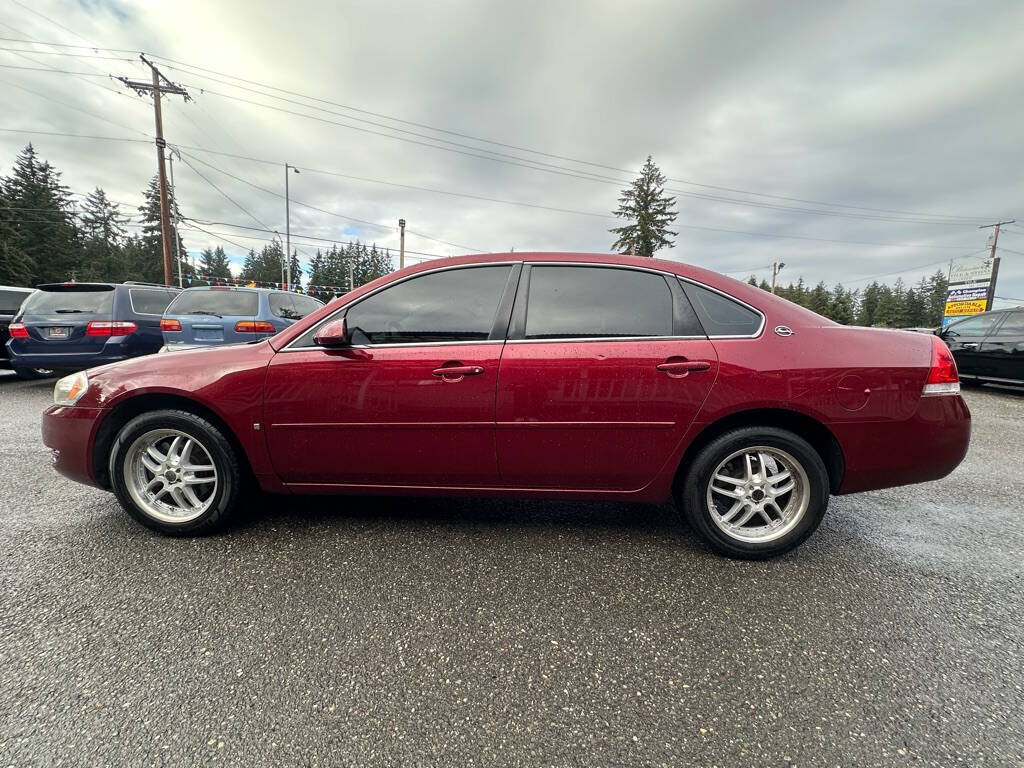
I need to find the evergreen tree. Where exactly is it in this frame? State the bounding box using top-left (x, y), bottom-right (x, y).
top-left (136, 176), bottom-right (187, 283)
top-left (807, 281), bottom-right (831, 316)
top-left (1, 144), bottom-right (79, 283)
top-left (609, 156), bottom-right (677, 257)
top-left (198, 246), bottom-right (232, 279)
top-left (829, 284), bottom-right (856, 325)
top-left (79, 187), bottom-right (127, 282)
top-left (858, 282), bottom-right (882, 326)
top-left (0, 182), bottom-right (34, 285)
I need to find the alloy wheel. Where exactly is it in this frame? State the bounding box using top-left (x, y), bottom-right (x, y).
top-left (123, 429), bottom-right (219, 524)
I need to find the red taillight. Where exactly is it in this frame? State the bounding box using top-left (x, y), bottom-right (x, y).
top-left (160, 318), bottom-right (182, 332)
top-left (85, 321), bottom-right (137, 337)
top-left (235, 321), bottom-right (275, 333)
top-left (923, 336), bottom-right (960, 396)
top-left (8, 322), bottom-right (29, 338)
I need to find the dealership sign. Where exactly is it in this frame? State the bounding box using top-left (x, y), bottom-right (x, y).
top-left (943, 258), bottom-right (994, 326)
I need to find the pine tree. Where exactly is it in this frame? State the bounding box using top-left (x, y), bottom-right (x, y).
top-left (829, 284), bottom-right (856, 325)
top-left (198, 246), bottom-right (232, 280)
top-left (807, 281), bottom-right (831, 316)
top-left (136, 176), bottom-right (187, 283)
top-left (1, 144), bottom-right (79, 283)
top-left (79, 187), bottom-right (128, 282)
top-left (0, 181), bottom-right (34, 285)
top-left (609, 156), bottom-right (677, 257)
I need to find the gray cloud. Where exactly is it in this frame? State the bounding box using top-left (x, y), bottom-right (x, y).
top-left (1, 0), bottom-right (1021, 302)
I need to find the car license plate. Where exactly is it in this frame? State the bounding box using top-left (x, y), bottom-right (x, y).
top-left (47, 327), bottom-right (69, 338)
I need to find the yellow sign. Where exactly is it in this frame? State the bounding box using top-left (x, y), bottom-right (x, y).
top-left (944, 299), bottom-right (988, 317)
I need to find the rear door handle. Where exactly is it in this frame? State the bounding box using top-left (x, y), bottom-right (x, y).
top-left (960, 342), bottom-right (978, 350)
top-left (432, 364), bottom-right (485, 381)
top-left (657, 360), bottom-right (712, 375)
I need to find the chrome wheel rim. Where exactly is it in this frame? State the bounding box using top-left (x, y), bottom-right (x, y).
top-left (123, 429), bottom-right (218, 524)
top-left (706, 445), bottom-right (809, 543)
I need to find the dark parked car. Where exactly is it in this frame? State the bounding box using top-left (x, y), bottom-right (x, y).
top-left (0, 285), bottom-right (51, 379)
top-left (41, 253), bottom-right (970, 559)
top-left (940, 308), bottom-right (1024, 386)
top-left (159, 286), bottom-right (324, 352)
top-left (6, 282), bottom-right (179, 375)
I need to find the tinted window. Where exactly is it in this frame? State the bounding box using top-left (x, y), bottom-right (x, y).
top-left (293, 294), bottom-right (324, 318)
top-left (269, 293), bottom-right (299, 320)
top-left (167, 289), bottom-right (259, 317)
top-left (993, 312), bottom-right (1024, 337)
top-left (21, 287), bottom-right (114, 315)
top-left (0, 289), bottom-right (31, 314)
top-left (343, 265), bottom-right (512, 345)
top-left (524, 266), bottom-right (672, 339)
top-left (129, 288), bottom-right (174, 315)
top-left (945, 313), bottom-right (1000, 337)
top-left (682, 281), bottom-right (762, 337)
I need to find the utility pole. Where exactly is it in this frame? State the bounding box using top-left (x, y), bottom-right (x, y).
top-left (118, 55), bottom-right (190, 287)
top-left (979, 220), bottom-right (1014, 311)
top-left (770, 261), bottom-right (785, 294)
top-left (398, 218), bottom-right (406, 270)
top-left (168, 149), bottom-right (185, 288)
top-left (285, 164), bottom-right (299, 290)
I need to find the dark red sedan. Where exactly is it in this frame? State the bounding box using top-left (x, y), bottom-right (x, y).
top-left (41, 253), bottom-right (970, 558)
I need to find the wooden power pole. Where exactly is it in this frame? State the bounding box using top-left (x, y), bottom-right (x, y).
top-left (118, 56), bottom-right (190, 286)
top-left (979, 220), bottom-right (1015, 311)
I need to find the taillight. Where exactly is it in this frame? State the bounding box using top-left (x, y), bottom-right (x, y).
top-left (160, 318), bottom-right (182, 332)
top-left (235, 321), bottom-right (276, 333)
top-left (8, 322), bottom-right (29, 338)
top-left (923, 335), bottom-right (960, 396)
top-left (85, 321), bottom-right (137, 337)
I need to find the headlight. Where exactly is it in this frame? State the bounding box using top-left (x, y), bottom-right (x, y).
top-left (53, 372), bottom-right (89, 406)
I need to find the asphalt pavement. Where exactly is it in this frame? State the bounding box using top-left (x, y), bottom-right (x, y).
top-left (0, 371), bottom-right (1021, 767)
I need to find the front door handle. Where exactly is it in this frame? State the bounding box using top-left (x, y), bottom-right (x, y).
top-left (657, 359), bottom-right (712, 377)
top-left (960, 342), bottom-right (978, 350)
top-left (432, 364), bottom-right (485, 381)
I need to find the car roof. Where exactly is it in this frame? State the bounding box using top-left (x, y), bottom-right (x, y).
top-left (0, 285), bottom-right (33, 293)
top-left (178, 285), bottom-right (280, 294)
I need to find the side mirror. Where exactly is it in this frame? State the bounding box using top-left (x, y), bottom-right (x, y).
top-left (313, 317), bottom-right (350, 347)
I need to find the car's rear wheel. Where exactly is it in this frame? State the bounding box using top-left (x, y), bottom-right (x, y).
top-left (678, 427), bottom-right (829, 559)
top-left (109, 410), bottom-right (241, 535)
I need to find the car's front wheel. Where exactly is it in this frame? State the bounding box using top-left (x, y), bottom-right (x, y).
top-left (678, 427), bottom-right (829, 559)
top-left (109, 410), bottom-right (241, 535)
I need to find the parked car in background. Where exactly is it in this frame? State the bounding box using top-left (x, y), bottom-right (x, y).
top-left (940, 307), bottom-right (1024, 386)
top-left (159, 286), bottom-right (324, 352)
top-left (41, 253), bottom-right (970, 559)
top-left (6, 282), bottom-right (179, 376)
top-left (0, 285), bottom-right (52, 379)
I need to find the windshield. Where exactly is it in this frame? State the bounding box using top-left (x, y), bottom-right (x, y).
top-left (21, 287), bottom-right (114, 315)
top-left (166, 289), bottom-right (259, 317)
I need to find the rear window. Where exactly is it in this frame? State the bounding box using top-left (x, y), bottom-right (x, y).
top-left (129, 288), bottom-right (175, 315)
top-left (21, 287), bottom-right (114, 315)
top-left (0, 289), bottom-right (31, 314)
top-left (167, 289), bottom-right (259, 317)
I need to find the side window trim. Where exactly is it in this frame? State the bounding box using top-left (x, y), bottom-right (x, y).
top-left (679, 277), bottom-right (765, 339)
top-left (284, 262), bottom-right (521, 350)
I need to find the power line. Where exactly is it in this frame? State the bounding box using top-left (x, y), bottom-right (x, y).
top-left (144, 52), bottom-right (994, 223)
top-left (0, 46), bottom-right (133, 60)
top-left (843, 249), bottom-right (989, 286)
top-left (0, 127), bottom-right (149, 143)
top-left (175, 144), bottom-right (978, 251)
top-left (0, 77), bottom-right (149, 138)
top-left (0, 63), bottom-right (110, 75)
top-left (176, 153), bottom-right (271, 230)
top-left (0, 36), bottom-right (139, 54)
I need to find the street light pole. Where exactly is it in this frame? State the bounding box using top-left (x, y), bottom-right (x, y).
top-left (399, 218), bottom-right (406, 270)
top-left (285, 164), bottom-right (299, 290)
top-left (167, 149), bottom-right (184, 288)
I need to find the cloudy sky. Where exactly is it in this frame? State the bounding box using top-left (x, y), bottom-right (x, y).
top-left (1, 0), bottom-right (1022, 304)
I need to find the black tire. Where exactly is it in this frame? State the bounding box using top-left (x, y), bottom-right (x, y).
top-left (109, 409), bottom-right (241, 536)
top-left (13, 366), bottom-right (54, 380)
top-left (677, 426), bottom-right (829, 559)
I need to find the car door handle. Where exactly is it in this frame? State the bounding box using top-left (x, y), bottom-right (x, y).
top-left (657, 360), bottom-right (712, 376)
top-left (432, 364), bottom-right (485, 380)
top-left (960, 343), bottom-right (978, 350)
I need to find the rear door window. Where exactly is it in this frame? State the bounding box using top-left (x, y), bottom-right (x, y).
top-left (129, 288), bottom-right (175, 315)
top-left (681, 281), bottom-right (763, 337)
top-left (523, 266), bottom-right (673, 339)
top-left (21, 287), bottom-right (114, 315)
top-left (0, 289), bottom-right (31, 314)
top-left (167, 289), bottom-right (259, 317)
top-left (269, 293), bottom-right (300, 320)
top-left (993, 311), bottom-right (1024, 337)
top-left (292, 295), bottom-right (324, 318)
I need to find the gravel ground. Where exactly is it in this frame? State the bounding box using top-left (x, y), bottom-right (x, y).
top-left (0, 371), bottom-right (1021, 767)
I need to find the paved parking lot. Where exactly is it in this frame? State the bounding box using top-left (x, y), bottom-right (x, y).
top-left (0, 371), bottom-right (1021, 767)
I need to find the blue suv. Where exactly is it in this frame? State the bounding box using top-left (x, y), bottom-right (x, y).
top-left (6, 282), bottom-right (180, 375)
top-left (159, 286), bottom-right (324, 351)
